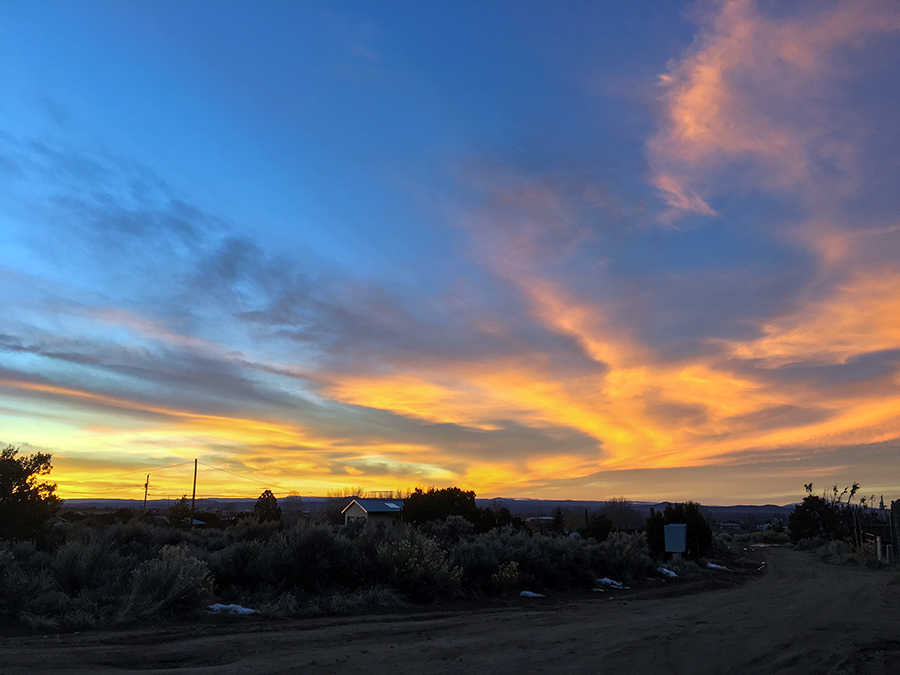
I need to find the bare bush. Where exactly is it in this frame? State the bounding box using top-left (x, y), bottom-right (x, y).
top-left (120, 544), bottom-right (212, 621)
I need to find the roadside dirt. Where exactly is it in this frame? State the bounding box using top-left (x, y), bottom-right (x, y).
top-left (3, 547), bottom-right (899, 674)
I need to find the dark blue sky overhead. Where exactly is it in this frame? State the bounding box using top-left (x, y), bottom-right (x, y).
top-left (2, 0), bottom-right (899, 503)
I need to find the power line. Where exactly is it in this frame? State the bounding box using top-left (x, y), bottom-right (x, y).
top-left (197, 461), bottom-right (297, 494)
top-left (73, 461), bottom-right (195, 483)
top-left (60, 457), bottom-right (312, 500)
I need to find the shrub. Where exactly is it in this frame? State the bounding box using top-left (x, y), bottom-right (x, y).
top-left (53, 538), bottom-right (128, 595)
top-left (263, 522), bottom-right (357, 592)
top-left (816, 539), bottom-right (857, 565)
top-left (595, 531), bottom-right (656, 583)
top-left (498, 530), bottom-right (598, 589)
top-left (0, 540), bottom-right (110, 631)
top-left (420, 515), bottom-right (476, 548)
top-left (710, 532), bottom-right (743, 559)
top-left (102, 519), bottom-right (191, 560)
top-left (449, 535), bottom-right (507, 594)
top-left (377, 532), bottom-right (461, 601)
top-left (0, 541), bottom-right (57, 619)
top-left (490, 561), bottom-right (519, 593)
top-left (209, 539), bottom-right (266, 592)
top-left (749, 530), bottom-right (790, 545)
top-left (228, 515), bottom-right (281, 542)
top-left (120, 544), bottom-right (212, 620)
top-left (663, 557), bottom-right (703, 579)
top-left (257, 590), bottom-right (302, 617)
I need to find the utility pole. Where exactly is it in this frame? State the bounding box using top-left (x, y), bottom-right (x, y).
top-left (191, 458), bottom-right (198, 525)
top-left (142, 474), bottom-right (150, 511)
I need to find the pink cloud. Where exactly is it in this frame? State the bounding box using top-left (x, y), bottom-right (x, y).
top-left (649, 0), bottom-right (900, 220)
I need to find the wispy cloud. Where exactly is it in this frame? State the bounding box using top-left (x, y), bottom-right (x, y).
top-left (3, 3), bottom-right (900, 503)
top-left (649, 0), bottom-right (900, 221)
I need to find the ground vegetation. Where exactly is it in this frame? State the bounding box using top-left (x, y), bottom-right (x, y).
top-left (0, 472), bottom-right (748, 632)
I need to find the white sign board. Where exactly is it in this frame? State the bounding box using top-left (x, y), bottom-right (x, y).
top-left (664, 523), bottom-right (687, 553)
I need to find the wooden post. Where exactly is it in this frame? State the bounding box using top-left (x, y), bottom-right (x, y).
top-left (891, 501), bottom-right (900, 558)
top-left (190, 459), bottom-right (198, 525)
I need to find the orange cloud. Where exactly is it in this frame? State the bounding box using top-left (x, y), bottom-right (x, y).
top-left (719, 269), bottom-right (900, 366)
top-left (319, 270), bottom-right (805, 474)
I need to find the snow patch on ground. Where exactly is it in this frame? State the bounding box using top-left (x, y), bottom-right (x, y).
top-left (208, 603), bottom-right (257, 615)
top-left (519, 590), bottom-right (545, 598)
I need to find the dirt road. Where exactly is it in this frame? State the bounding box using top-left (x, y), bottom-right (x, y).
top-left (3, 547), bottom-right (899, 674)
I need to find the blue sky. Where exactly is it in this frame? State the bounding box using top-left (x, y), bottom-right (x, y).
top-left (2, 0), bottom-right (899, 504)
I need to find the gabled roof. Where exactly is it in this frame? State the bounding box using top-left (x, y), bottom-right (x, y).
top-left (341, 498), bottom-right (403, 514)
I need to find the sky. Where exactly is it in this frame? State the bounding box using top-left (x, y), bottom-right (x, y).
top-left (2, 0), bottom-right (899, 506)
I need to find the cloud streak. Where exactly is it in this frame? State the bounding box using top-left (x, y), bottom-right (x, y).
top-left (649, 0), bottom-right (900, 221)
top-left (2, 2), bottom-right (899, 503)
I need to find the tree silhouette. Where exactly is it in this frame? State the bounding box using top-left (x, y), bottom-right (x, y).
top-left (403, 487), bottom-right (478, 525)
top-left (0, 445), bottom-right (61, 539)
top-left (601, 497), bottom-right (644, 531)
top-left (581, 512), bottom-right (613, 542)
top-left (646, 502), bottom-right (713, 560)
top-left (167, 495), bottom-right (191, 529)
top-left (254, 489), bottom-right (282, 522)
top-left (788, 483), bottom-right (858, 543)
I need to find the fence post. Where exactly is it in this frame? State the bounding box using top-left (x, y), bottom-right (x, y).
top-left (892, 501), bottom-right (900, 561)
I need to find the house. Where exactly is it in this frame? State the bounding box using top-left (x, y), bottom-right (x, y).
top-left (341, 498), bottom-right (403, 526)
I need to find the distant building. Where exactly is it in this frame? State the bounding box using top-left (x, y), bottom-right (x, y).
top-left (341, 498), bottom-right (403, 526)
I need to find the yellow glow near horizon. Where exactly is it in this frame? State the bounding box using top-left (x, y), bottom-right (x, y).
top-left (5, 253), bottom-right (900, 504)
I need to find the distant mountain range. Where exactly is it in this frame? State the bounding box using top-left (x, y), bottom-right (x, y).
top-left (62, 496), bottom-right (796, 522)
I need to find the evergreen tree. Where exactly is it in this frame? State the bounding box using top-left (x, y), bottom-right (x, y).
top-left (0, 445), bottom-right (61, 540)
top-left (646, 501), bottom-right (712, 560)
top-left (254, 489), bottom-right (282, 522)
top-left (403, 487), bottom-right (478, 525)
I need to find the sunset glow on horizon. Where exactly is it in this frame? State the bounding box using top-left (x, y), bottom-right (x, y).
top-left (2, 0), bottom-right (899, 505)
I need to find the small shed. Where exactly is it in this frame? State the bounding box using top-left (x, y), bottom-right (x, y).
top-left (342, 498), bottom-right (403, 526)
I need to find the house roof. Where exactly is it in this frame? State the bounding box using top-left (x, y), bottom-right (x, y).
top-left (341, 498), bottom-right (403, 514)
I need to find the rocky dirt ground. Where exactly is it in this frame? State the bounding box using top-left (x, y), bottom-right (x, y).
top-left (3, 547), bottom-right (899, 674)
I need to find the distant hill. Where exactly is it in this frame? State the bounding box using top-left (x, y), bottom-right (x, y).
top-left (475, 498), bottom-right (794, 522)
top-left (63, 496), bottom-right (795, 522)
